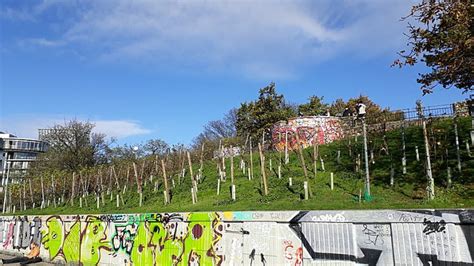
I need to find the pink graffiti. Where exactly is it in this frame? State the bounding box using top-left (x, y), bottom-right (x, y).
top-left (283, 240), bottom-right (303, 266)
top-left (3, 223), bottom-right (14, 249)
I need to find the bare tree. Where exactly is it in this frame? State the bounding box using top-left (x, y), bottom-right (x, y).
top-left (144, 139), bottom-right (169, 156)
top-left (36, 119), bottom-right (110, 171)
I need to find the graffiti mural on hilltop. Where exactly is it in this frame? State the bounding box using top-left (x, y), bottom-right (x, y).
top-left (272, 116), bottom-right (344, 151)
top-left (0, 210), bottom-right (471, 265)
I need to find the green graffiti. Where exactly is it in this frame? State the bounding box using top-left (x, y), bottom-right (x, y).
top-left (183, 212), bottom-right (217, 266)
top-left (41, 216), bottom-right (63, 260)
top-left (42, 216), bottom-right (111, 265)
top-left (81, 216), bottom-right (111, 265)
top-left (62, 219), bottom-right (80, 263)
top-left (41, 213), bottom-right (224, 265)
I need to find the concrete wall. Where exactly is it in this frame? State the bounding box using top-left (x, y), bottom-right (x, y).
top-left (0, 210), bottom-right (472, 265)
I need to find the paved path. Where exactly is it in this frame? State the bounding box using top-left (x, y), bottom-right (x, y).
top-left (0, 253), bottom-right (54, 265)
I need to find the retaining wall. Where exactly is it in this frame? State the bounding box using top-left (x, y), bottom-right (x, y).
top-left (0, 210), bottom-right (472, 265)
top-left (272, 116), bottom-right (345, 151)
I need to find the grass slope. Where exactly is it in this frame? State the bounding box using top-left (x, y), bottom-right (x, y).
top-left (19, 117), bottom-right (474, 215)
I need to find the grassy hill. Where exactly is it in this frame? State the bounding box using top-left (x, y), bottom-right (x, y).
top-left (18, 117), bottom-right (474, 215)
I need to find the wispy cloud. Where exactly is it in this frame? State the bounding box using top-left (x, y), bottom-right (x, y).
top-left (4, 0), bottom-right (413, 79)
top-left (93, 120), bottom-right (151, 139)
top-left (0, 115), bottom-right (151, 140)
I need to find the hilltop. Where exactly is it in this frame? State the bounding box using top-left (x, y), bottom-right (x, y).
top-left (15, 116), bottom-right (473, 216)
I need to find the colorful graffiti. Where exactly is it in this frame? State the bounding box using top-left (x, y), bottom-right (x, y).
top-left (0, 210), bottom-right (472, 265)
top-left (272, 116), bottom-right (344, 151)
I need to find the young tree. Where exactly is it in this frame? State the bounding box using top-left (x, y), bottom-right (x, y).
top-left (394, 0), bottom-right (473, 94)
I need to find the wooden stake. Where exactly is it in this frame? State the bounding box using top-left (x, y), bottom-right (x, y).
top-left (289, 177), bottom-right (292, 187)
top-left (447, 166), bottom-right (452, 188)
top-left (330, 172), bottom-right (334, 190)
top-left (217, 179), bottom-right (220, 195)
top-left (28, 179), bottom-right (33, 208)
top-left (415, 146), bottom-right (420, 161)
top-left (161, 160), bottom-right (169, 204)
top-left (390, 164), bottom-right (395, 187)
top-left (133, 162), bottom-right (140, 193)
top-left (258, 143), bottom-right (269, 196)
top-left (294, 133), bottom-right (308, 179)
top-left (112, 166), bottom-right (120, 192)
top-left (313, 137), bottom-right (318, 178)
top-left (22, 184), bottom-right (26, 211)
top-left (187, 151), bottom-right (195, 184)
top-left (52, 176), bottom-right (56, 208)
top-left (249, 138), bottom-right (254, 179)
top-left (230, 146), bottom-right (234, 185)
top-left (401, 123), bottom-right (407, 175)
top-left (454, 120), bottom-right (462, 172)
top-left (231, 184), bottom-right (236, 201)
top-left (284, 131), bottom-right (289, 164)
top-left (191, 188), bottom-right (196, 204)
top-left (278, 165), bottom-right (281, 179)
top-left (422, 119), bottom-right (435, 200)
top-left (199, 143), bottom-right (205, 174)
top-left (304, 181), bottom-right (308, 200)
top-left (70, 173), bottom-right (75, 206)
top-left (40, 176), bottom-right (45, 209)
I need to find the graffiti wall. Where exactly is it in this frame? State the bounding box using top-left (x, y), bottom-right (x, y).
top-left (272, 116), bottom-right (344, 151)
top-left (0, 210), bottom-right (472, 265)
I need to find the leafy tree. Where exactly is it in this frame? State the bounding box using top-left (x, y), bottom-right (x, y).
top-left (329, 98), bottom-right (347, 116)
top-left (35, 120), bottom-right (110, 171)
top-left (236, 83), bottom-right (295, 141)
top-left (394, 0), bottom-right (473, 94)
top-left (298, 95), bottom-right (329, 116)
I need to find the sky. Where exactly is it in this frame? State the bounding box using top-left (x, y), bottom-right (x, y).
top-left (0, 0), bottom-right (469, 146)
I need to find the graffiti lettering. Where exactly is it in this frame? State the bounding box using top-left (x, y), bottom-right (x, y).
top-left (422, 218), bottom-right (446, 235)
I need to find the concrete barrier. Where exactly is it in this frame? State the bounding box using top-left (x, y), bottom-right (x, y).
top-left (0, 210), bottom-right (472, 265)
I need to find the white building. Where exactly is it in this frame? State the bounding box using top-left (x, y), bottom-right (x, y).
top-left (0, 132), bottom-right (48, 179)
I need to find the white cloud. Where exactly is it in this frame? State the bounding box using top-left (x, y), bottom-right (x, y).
top-left (9, 0), bottom-right (414, 79)
top-left (93, 120), bottom-right (151, 139)
top-left (0, 115), bottom-right (151, 140)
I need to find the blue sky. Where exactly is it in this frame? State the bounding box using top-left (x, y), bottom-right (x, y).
top-left (0, 0), bottom-right (468, 146)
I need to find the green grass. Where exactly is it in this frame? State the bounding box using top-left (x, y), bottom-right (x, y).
top-left (16, 117), bottom-right (474, 215)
